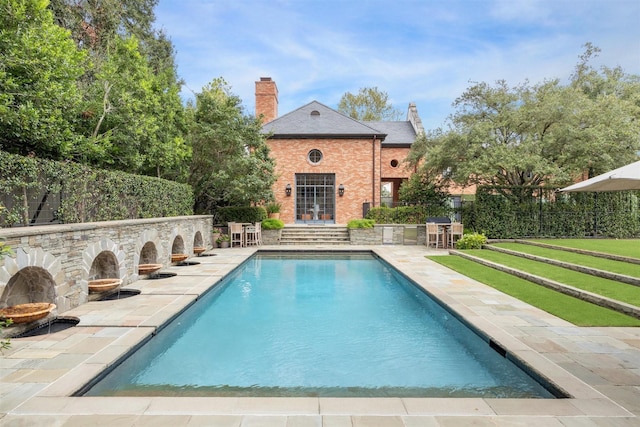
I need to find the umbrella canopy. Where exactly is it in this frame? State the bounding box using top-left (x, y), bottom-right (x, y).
top-left (560, 160), bottom-right (640, 192)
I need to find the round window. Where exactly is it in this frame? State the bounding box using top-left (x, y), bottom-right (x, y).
top-left (390, 159), bottom-right (399, 168)
top-left (308, 149), bottom-right (323, 164)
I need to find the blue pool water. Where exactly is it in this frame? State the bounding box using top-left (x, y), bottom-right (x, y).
top-left (85, 253), bottom-right (556, 398)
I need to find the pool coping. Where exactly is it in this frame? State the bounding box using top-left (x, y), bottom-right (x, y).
top-left (1, 245), bottom-right (639, 426)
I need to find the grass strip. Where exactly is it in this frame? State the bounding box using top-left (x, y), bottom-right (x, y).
top-left (528, 239), bottom-right (640, 259)
top-left (429, 256), bottom-right (640, 327)
top-left (464, 250), bottom-right (640, 307)
top-left (491, 242), bottom-right (640, 278)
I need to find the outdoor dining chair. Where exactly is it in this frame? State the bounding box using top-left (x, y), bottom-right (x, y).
top-left (244, 222), bottom-right (262, 246)
top-left (229, 222), bottom-right (244, 247)
top-left (425, 222), bottom-right (444, 248)
top-left (448, 222), bottom-right (464, 248)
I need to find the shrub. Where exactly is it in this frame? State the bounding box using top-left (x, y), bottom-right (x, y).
top-left (454, 232), bottom-right (487, 249)
top-left (217, 206), bottom-right (267, 224)
top-left (0, 151), bottom-right (194, 226)
top-left (262, 218), bottom-right (284, 229)
top-left (347, 219), bottom-right (375, 229)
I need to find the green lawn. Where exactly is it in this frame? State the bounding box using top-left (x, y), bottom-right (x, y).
top-left (463, 250), bottom-right (640, 307)
top-left (528, 238), bottom-right (640, 259)
top-left (430, 255), bottom-right (640, 327)
top-left (491, 242), bottom-right (640, 278)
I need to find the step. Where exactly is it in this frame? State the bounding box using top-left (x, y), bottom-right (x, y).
top-left (280, 226), bottom-right (350, 245)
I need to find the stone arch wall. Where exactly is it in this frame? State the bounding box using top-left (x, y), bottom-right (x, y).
top-left (80, 238), bottom-right (128, 300)
top-left (189, 223), bottom-right (210, 255)
top-left (0, 247), bottom-right (70, 311)
top-left (0, 216), bottom-right (213, 313)
top-left (193, 230), bottom-right (204, 248)
top-left (168, 225), bottom-right (188, 260)
top-left (135, 228), bottom-right (163, 279)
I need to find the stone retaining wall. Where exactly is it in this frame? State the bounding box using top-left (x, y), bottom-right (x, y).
top-left (0, 216), bottom-right (213, 314)
top-left (349, 225), bottom-right (426, 245)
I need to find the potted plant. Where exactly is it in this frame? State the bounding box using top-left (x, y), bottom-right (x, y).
top-left (216, 234), bottom-right (230, 248)
top-left (212, 227), bottom-right (222, 246)
top-left (266, 202), bottom-right (281, 219)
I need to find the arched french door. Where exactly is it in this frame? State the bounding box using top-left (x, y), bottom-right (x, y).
top-left (295, 174), bottom-right (335, 223)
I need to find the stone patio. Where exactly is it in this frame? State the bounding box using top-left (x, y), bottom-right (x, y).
top-left (1, 245), bottom-right (639, 426)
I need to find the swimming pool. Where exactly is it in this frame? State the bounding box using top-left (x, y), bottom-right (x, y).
top-left (84, 252), bottom-right (558, 398)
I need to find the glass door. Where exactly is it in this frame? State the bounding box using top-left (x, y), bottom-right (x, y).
top-left (295, 174), bottom-right (335, 223)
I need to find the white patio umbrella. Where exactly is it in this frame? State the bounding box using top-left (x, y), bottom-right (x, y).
top-left (560, 160), bottom-right (640, 192)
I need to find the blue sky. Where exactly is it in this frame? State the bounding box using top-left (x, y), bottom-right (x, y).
top-left (154, 0), bottom-right (640, 129)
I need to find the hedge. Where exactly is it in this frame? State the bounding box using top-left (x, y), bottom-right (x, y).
top-left (0, 150), bottom-right (194, 227)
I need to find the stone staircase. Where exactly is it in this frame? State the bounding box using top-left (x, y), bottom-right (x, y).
top-left (279, 225), bottom-right (350, 245)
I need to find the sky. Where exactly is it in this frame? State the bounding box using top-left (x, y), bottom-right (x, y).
top-left (154, 0), bottom-right (640, 130)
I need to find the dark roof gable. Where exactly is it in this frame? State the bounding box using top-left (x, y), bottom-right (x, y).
top-left (262, 101), bottom-right (387, 140)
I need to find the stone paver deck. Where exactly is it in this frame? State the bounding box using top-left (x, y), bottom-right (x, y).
top-left (1, 245), bottom-right (639, 426)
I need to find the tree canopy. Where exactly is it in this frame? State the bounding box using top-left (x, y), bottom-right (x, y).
top-left (0, 0), bottom-right (86, 159)
top-left (0, 0), bottom-right (189, 180)
top-left (406, 44), bottom-right (640, 200)
top-left (337, 87), bottom-right (403, 121)
top-left (189, 78), bottom-right (276, 214)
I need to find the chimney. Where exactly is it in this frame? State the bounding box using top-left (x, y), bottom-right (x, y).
top-left (407, 102), bottom-right (424, 135)
top-left (255, 77), bottom-right (278, 123)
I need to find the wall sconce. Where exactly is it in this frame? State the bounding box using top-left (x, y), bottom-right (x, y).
top-left (285, 183), bottom-right (292, 196)
top-left (338, 184), bottom-right (345, 197)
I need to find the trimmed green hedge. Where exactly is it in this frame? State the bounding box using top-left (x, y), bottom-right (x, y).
top-left (0, 150), bottom-right (194, 227)
top-left (470, 186), bottom-right (640, 239)
top-left (366, 205), bottom-right (450, 224)
top-left (216, 206), bottom-right (267, 225)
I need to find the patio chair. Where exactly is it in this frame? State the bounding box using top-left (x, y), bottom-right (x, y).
top-left (229, 222), bottom-right (244, 247)
top-left (245, 222), bottom-right (262, 246)
top-left (426, 222), bottom-right (443, 248)
top-left (448, 222), bottom-right (464, 248)
top-left (254, 222), bottom-right (263, 245)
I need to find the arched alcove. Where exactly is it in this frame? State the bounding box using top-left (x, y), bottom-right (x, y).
top-left (193, 231), bottom-right (204, 248)
top-left (0, 266), bottom-right (56, 307)
top-left (171, 235), bottom-right (186, 254)
top-left (81, 238), bottom-right (128, 284)
top-left (139, 242), bottom-right (158, 265)
top-left (89, 251), bottom-right (120, 280)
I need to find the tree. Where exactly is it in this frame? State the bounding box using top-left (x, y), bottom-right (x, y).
top-left (48, 0), bottom-right (158, 55)
top-left (0, 0), bottom-right (86, 159)
top-left (398, 172), bottom-right (449, 211)
top-left (189, 78), bottom-right (276, 214)
top-left (49, 0), bottom-right (189, 179)
top-left (337, 87), bottom-right (403, 121)
top-left (407, 44), bottom-right (640, 202)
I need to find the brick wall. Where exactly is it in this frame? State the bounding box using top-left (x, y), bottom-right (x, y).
top-left (380, 146), bottom-right (413, 178)
top-left (269, 138), bottom-right (412, 223)
top-left (269, 138), bottom-right (386, 223)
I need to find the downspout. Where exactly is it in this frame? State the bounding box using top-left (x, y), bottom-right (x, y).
top-left (372, 136), bottom-right (376, 205)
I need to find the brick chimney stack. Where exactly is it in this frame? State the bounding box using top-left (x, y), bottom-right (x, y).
top-left (255, 77), bottom-right (278, 123)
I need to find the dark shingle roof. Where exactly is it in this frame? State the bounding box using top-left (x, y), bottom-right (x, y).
top-left (262, 100), bottom-right (419, 145)
top-left (262, 101), bottom-right (386, 139)
top-left (363, 121), bottom-right (417, 146)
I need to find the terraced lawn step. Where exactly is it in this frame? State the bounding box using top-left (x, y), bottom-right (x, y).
top-left (431, 255), bottom-right (640, 327)
top-left (485, 243), bottom-right (640, 286)
top-left (514, 239), bottom-right (640, 265)
top-left (449, 249), bottom-right (640, 320)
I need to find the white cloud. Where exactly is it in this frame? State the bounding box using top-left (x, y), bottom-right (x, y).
top-left (156, 0), bottom-right (640, 128)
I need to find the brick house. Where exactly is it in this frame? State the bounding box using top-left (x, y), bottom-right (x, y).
top-left (256, 77), bottom-right (424, 224)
